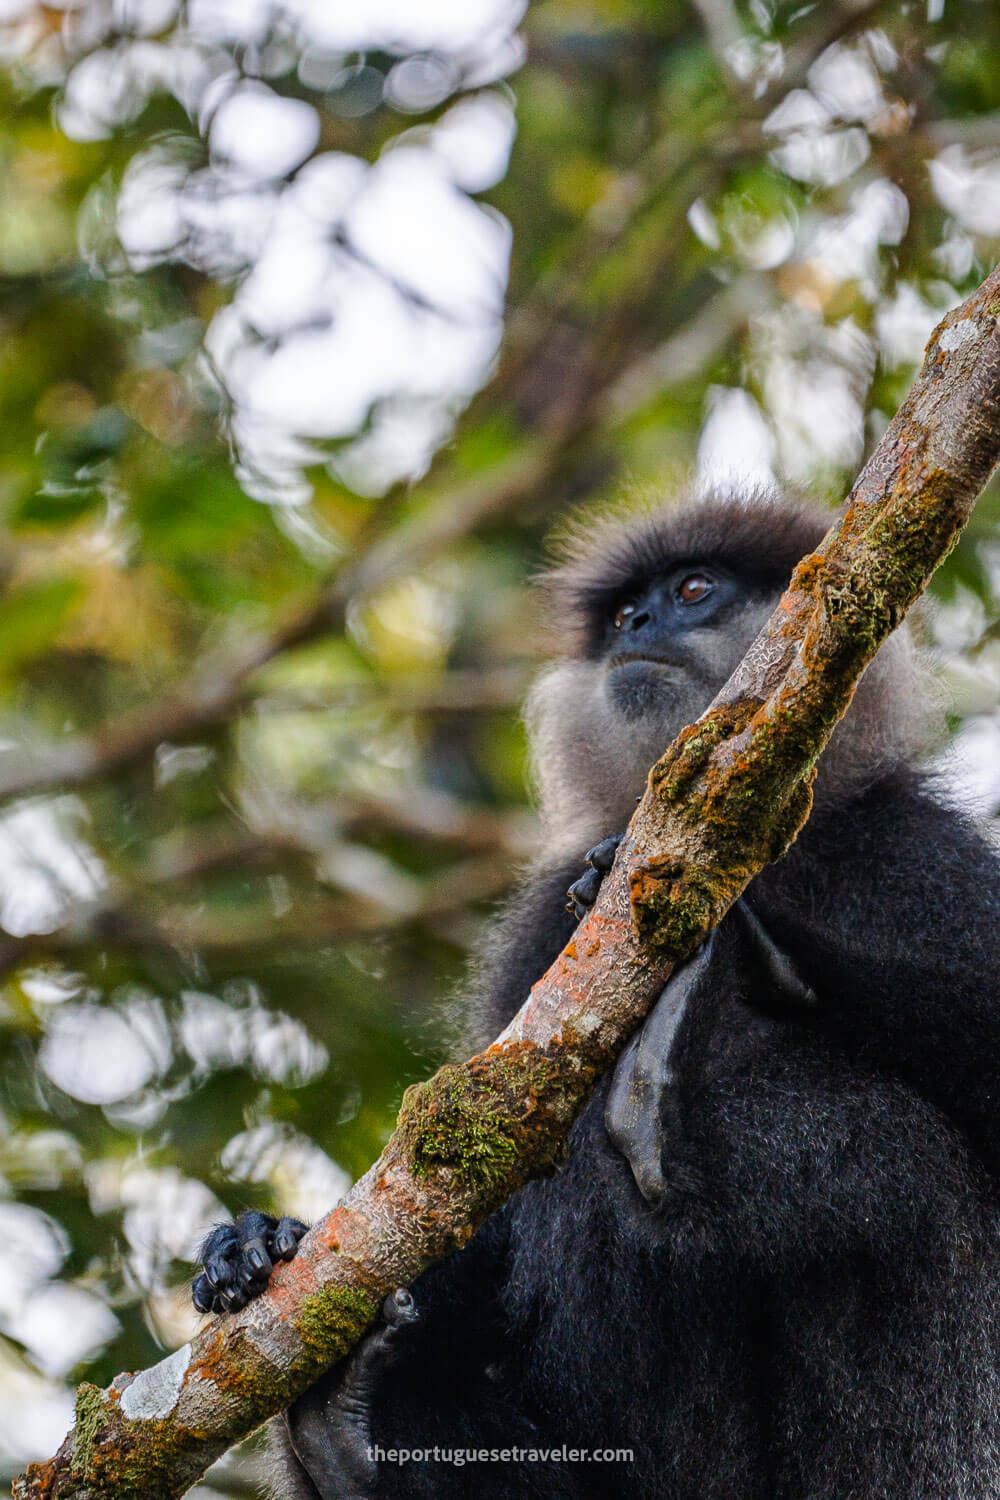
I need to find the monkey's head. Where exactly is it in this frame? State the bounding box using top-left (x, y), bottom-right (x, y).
top-left (526, 489), bottom-right (934, 852)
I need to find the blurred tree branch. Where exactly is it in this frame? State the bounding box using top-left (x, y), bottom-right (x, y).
top-left (0, 846), bottom-right (517, 980)
top-left (0, 440), bottom-right (560, 808)
top-left (0, 0), bottom-right (899, 843)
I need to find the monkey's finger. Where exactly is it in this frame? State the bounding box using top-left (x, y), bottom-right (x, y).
top-left (338, 1289), bottom-right (420, 1403)
top-left (631, 936), bottom-right (716, 1097)
top-left (203, 1250), bottom-right (236, 1292)
top-left (585, 835), bottom-right (622, 873)
top-left (566, 867), bottom-right (602, 912)
top-left (381, 1287), bottom-right (419, 1334)
top-left (273, 1216), bottom-right (308, 1260)
top-left (605, 1031), bottom-right (657, 1162)
top-left (219, 1284), bottom-right (250, 1313)
top-left (735, 899), bottom-right (818, 1010)
top-left (242, 1236), bottom-right (273, 1279)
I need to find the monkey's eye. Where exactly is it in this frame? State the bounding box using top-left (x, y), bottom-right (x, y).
top-left (613, 600), bottom-right (638, 630)
top-left (676, 572), bottom-right (714, 605)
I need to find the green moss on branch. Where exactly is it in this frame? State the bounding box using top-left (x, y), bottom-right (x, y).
top-left (397, 1041), bottom-right (596, 1210)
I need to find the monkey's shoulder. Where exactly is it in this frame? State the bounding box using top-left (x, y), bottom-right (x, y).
top-left (760, 772), bottom-right (1000, 957)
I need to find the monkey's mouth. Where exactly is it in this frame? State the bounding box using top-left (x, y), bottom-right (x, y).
top-left (606, 654), bottom-right (684, 723)
top-left (608, 652), bottom-right (679, 670)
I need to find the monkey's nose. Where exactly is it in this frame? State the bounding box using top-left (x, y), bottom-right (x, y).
top-left (628, 608), bottom-right (652, 631)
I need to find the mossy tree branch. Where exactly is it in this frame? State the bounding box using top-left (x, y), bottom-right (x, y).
top-left (14, 266), bottom-right (1000, 1500)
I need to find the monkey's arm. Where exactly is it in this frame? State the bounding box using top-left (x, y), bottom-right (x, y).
top-left (568, 835), bottom-right (813, 1014)
top-left (268, 856), bottom-right (599, 1498)
top-left (570, 779), bottom-right (1000, 1185)
top-left (192, 1207), bottom-right (577, 1498)
top-left (280, 1287), bottom-right (420, 1498)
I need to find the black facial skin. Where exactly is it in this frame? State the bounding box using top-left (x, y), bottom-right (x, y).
top-left (602, 563), bottom-right (768, 722)
top-left (193, 493), bottom-right (1000, 1500)
top-left (606, 564), bottom-right (743, 653)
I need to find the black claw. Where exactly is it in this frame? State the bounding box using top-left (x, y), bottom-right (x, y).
top-left (192, 1274), bottom-right (215, 1314)
top-left (204, 1255), bottom-right (230, 1291)
top-left (244, 1238), bottom-right (271, 1276)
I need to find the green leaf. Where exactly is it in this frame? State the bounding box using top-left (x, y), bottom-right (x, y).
top-left (0, 576), bottom-right (82, 674)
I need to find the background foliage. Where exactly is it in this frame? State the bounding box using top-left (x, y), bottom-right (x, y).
top-left (1, 0), bottom-right (999, 1491)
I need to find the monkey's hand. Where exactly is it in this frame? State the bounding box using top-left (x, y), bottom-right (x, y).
top-left (285, 1287), bottom-right (419, 1499)
top-left (605, 901), bottom-right (817, 1205)
top-left (565, 834), bottom-right (623, 919)
top-left (605, 938), bottom-right (713, 1206)
top-left (192, 1210), bottom-right (308, 1314)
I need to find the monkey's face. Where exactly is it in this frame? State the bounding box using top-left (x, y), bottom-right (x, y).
top-left (527, 492), bottom-right (930, 851)
top-left (527, 551), bottom-right (785, 849)
top-left (598, 561), bottom-right (775, 729)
